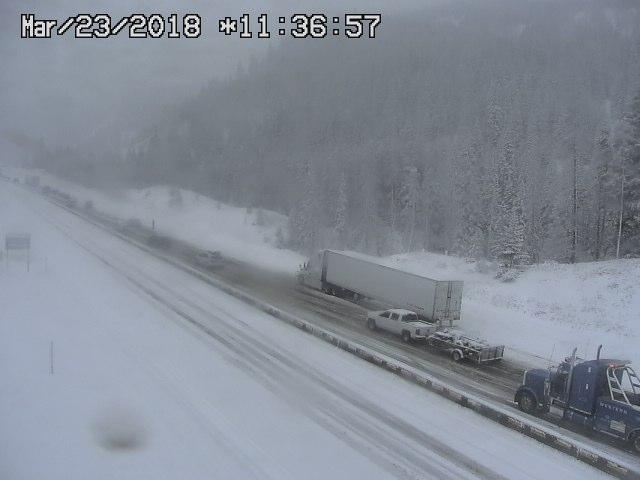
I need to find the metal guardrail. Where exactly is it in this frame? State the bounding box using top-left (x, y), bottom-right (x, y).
top-left (20, 183), bottom-right (640, 480)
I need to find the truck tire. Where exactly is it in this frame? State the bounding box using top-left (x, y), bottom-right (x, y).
top-left (401, 330), bottom-right (411, 343)
top-left (367, 319), bottom-right (377, 331)
top-left (517, 391), bottom-right (538, 415)
top-left (451, 350), bottom-right (463, 362)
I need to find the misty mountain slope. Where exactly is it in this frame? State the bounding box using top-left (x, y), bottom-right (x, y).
top-left (114, 0), bottom-right (640, 263)
top-left (19, 1), bottom-right (640, 264)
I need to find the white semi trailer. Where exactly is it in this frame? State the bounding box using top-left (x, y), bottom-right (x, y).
top-left (297, 250), bottom-right (463, 325)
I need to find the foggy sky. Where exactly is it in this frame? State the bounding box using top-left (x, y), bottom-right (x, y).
top-left (0, 0), bottom-right (430, 162)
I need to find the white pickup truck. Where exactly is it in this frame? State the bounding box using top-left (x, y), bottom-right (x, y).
top-left (366, 309), bottom-right (438, 343)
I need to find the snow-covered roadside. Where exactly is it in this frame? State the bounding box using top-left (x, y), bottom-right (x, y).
top-left (4, 166), bottom-right (638, 369)
top-left (0, 187), bottom-right (396, 480)
top-left (0, 184), bottom-right (613, 479)
top-left (3, 166), bottom-right (305, 274)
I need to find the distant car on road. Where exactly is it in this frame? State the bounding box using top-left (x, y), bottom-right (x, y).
top-left (119, 218), bottom-right (144, 234)
top-left (426, 329), bottom-right (504, 363)
top-left (367, 308), bottom-right (438, 343)
top-left (147, 234), bottom-right (172, 249)
top-left (195, 250), bottom-right (224, 269)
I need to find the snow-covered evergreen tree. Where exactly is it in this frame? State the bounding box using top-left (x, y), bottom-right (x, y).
top-left (616, 92), bottom-right (640, 256)
top-left (398, 166), bottom-right (419, 252)
top-left (288, 160), bottom-right (318, 253)
top-left (525, 154), bottom-right (553, 263)
top-left (492, 137), bottom-right (529, 272)
top-left (453, 144), bottom-right (486, 258)
top-left (593, 129), bottom-right (620, 258)
top-left (333, 170), bottom-right (348, 246)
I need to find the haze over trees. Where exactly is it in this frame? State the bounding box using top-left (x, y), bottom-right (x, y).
top-left (22, 0), bottom-right (640, 266)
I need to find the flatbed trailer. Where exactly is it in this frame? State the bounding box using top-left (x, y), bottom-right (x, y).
top-left (427, 329), bottom-right (504, 363)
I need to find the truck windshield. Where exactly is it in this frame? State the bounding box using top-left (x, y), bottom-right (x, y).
top-left (615, 367), bottom-right (640, 406)
top-left (402, 314), bottom-right (418, 322)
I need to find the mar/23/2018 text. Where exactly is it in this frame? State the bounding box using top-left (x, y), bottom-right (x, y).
top-left (20, 13), bottom-right (381, 39)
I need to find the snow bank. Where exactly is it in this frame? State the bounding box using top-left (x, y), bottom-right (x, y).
top-left (4, 166), bottom-right (305, 274)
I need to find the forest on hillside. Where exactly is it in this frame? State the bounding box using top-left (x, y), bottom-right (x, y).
top-left (28, 0), bottom-right (640, 268)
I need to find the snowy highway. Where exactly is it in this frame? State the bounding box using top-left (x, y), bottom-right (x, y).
top-left (25, 177), bottom-right (640, 469)
top-left (0, 183), bottom-right (619, 479)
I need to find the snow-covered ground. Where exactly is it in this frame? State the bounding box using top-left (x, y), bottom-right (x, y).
top-left (5, 166), bottom-right (639, 369)
top-left (2, 166), bottom-right (305, 274)
top-left (0, 182), bottom-right (613, 480)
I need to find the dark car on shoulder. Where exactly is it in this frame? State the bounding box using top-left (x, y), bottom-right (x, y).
top-left (195, 250), bottom-right (224, 269)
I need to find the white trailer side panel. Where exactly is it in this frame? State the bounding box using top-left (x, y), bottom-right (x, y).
top-left (323, 251), bottom-right (462, 322)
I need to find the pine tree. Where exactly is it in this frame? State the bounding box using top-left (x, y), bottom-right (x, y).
top-left (287, 160), bottom-right (318, 252)
top-left (593, 129), bottom-right (620, 259)
top-left (398, 165), bottom-right (420, 252)
top-left (615, 92), bottom-right (640, 256)
top-left (492, 136), bottom-right (529, 272)
top-left (526, 154), bottom-right (553, 263)
top-left (512, 205), bottom-right (530, 265)
top-left (569, 139), bottom-right (579, 263)
top-left (453, 146), bottom-right (485, 258)
top-left (333, 171), bottom-right (348, 246)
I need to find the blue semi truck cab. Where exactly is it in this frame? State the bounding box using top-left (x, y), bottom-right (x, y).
top-left (515, 349), bottom-right (640, 453)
